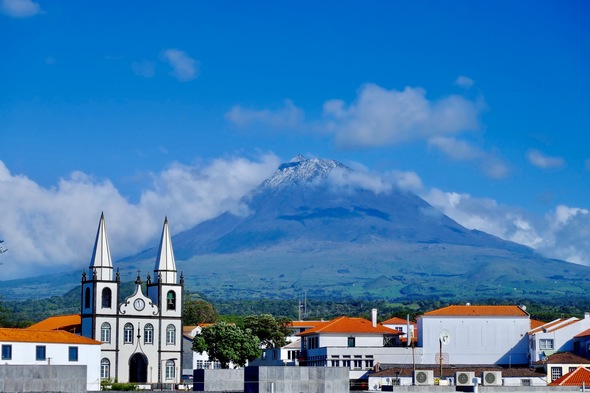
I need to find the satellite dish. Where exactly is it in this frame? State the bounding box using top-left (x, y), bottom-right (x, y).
top-left (439, 329), bottom-right (451, 345)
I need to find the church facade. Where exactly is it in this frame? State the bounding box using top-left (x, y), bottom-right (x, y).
top-left (80, 213), bottom-right (183, 384)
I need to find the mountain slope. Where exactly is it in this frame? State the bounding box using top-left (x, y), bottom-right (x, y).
top-left (118, 155), bottom-right (590, 302)
top-left (4, 155), bottom-right (590, 303)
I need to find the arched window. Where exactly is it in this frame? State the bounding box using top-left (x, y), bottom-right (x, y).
top-left (101, 322), bottom-right (111, 343)
top-left (166, 324), bottom-right (176, 345)
top-left (100, 358), bottom-right (110, 379)
top-left (165, 359), bottom-right (175, 380)
top-left (124, 323), bottom-right (134, 344)
top-left (144, 323), bottom-right (154, 345)
top-left (101, 287), bottom-right (112, 308)
top-left (166, 291), bottom-right (176, 310)
top-left (84, 287), bottom-right (91, 309)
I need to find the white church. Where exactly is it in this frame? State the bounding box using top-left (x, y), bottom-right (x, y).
top-left (80, 213), bottom-right (184, 384)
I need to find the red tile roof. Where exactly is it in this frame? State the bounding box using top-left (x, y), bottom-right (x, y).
top-left (27, 314), bottom-right (81, 332)
top-left (530, 319), bottom-right (546, 330)
top-left (381, 316), bottom-right (416, 326)
top-left (0, 328), bottom-right (101, 345)
top-left (549, 367), bottom-right (590, 386)
top-left (422, 305), bottom-right (528, 317)
top-left (533, 352), bottom-right (590, 366)
top-left (529, 318), bottom-right (580, 334)
top-left (297, 316), bottom-right (401, 336)
top-left (289, 321), bottom-right (329, 328)
top-left (575, 328), bottom-right (590, 338)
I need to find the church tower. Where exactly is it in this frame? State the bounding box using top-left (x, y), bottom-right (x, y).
top-left (81, 214), bottom-right (183, 385)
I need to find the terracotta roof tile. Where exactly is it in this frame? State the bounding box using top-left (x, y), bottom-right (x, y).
top-left (549, 367), bottom-right (590, 386)
top-left (422, 305), bottom-right (528, 317)
top-left (530, 319), bottom-right (546, 330)
top-left (575, 328), bottom-right (590, 338)
top-left (298, 316), bottom-right (401, 336)
top-left (529, 318), bottom-right (580, 334)
top-left (0, 328), bottom-right (101, 345)
top-left (381, 317), bottom-right (417, 326)
top-left (533, 352), bottom-right (590, 365)
top-left (27, 314), bottom-right (81, 332)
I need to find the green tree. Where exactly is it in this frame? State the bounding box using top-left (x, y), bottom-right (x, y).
top-left (183, 293), bottom-right (219, 325)
top-left (243, 314), bottom-right (292, 348)
top-left (192, 322), bottom-right (261, 368)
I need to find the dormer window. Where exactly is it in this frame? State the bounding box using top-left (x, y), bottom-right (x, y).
top-left (166, 291), bottom-right (176, 311)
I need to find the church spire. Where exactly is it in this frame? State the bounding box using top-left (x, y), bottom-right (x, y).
top-left (154, 217), bottom-right (177, 284)
top-left (89, 212), bottom-right (113, 281)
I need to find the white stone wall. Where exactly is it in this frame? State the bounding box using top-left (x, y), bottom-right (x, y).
top-left (418, 315), bottom-right (530, 365)
top-left (0, 340), bottom-right (101, 391)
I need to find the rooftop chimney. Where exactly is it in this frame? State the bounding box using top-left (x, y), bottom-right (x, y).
top-left (371, 308), bottom-right (377, 327)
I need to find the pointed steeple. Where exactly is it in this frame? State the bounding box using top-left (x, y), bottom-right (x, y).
top-left (89, 212), bottom-right (113, 281)
top-left (154, 217), bottom-right (177, 284)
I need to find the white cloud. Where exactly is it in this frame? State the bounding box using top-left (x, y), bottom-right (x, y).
top-left (225, 100), bottom-right (304, 128)
top-left (455, 75), bottom-right (475, 88)
top-left (132, 60), bottom-right (156, 78)
top-left (428, 136), bottom-right (482, 160)
top-left (1, 0), bottom-right (42, 18)
top-left (0, 154), bottom-right (280, 279)
top-left (160, 49), bottom-right (199, 81)
top-left (326, 162), bottom-right (423, 195)
top-left (322, 83), bottom-right (482, 148)
top-left (527, 149), bottom-right (565, 169)
top-left (422, 189), bottom-right (590, 266)
top-left (428, 136), bottom-right (510, 179)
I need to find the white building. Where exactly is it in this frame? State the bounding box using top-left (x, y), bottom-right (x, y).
top-left (297, 313), bottom-right (403, 379)
top-left (380, 316), bottom-right (417, 345)
top-left (417, 305), bottom-right (530, 365)
top-left (528, 314), bottom-right (590, 363)
top-left (80, 213), bottom-right (183, 384)
top-left (0, 328), bottom-right (102, 390)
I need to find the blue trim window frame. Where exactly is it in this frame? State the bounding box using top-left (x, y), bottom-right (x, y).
top-left (1, 344), bottom-right (11, 360)
top-left (68, 346), bottom-right (78, 362)
top-left (36, 345), bottom-right (46, 361)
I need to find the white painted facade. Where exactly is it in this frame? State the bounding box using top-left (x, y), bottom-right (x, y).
top-left (0, 330), bottom-right (101, 391)
top-left (529, 314), bottom-right (590, 363)
top-left (80, 214), bottom-right (183, 384)
top-left (417, 309), bottom-right (530, 365)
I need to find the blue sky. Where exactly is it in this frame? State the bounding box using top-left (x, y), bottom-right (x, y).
top-left (1, 0), bottom-right (589, 279)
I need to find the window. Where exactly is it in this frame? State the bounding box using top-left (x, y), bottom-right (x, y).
top-left (102, 288), bottom-right (112, 308)
top-left (101, 322), bottom-right (111, 343)
top-left (144, 324), bottom-right (154, 345)
top-left (384, 335), bottom-right (396, 347)
top-left (1, 344), bottom-right (12, 360)
top-left (36, 345), bottom-right (46, 361)
top-left (165, 359), bottom-right (175, 380)
top-left (68, 346), bottom-right (78, 362)
top-left (551, 367), bottom-right (563, 381)
top-left (540, 339), bottom-right (554, 350)
top-left (101, 358), bottom-right (110, 379)
top-left (342, 355), bottom-right (351, 368)
top-left (353, 355), bottom-right (362, 368)
top-left (84, 287), bottom-right (91, 309)
top-left (347, 336), bottom-right (356, 347)
top-left (569, 367), bottom-right (577, 373)
top-left (166, 324), bottom-right (176, 345)
top-left (520, 379), bottom-right (531, 386)
top-left (124, 323), bottom-right (134, 344)
top-left (167, 291), bottom-right (176, 310)
top-left (365, 355), bottom-right (374, 369)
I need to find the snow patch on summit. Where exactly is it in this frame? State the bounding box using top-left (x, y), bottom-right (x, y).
top-left (259, 155), bottom-right (351, 191)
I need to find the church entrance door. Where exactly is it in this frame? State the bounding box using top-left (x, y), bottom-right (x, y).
top-left (129, 353), bottom-right (148, 383)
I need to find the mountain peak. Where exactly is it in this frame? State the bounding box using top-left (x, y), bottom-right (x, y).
top-left (260, 155), bottom-right (351, 191)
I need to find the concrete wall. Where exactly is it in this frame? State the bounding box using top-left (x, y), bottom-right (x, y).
top-left (0, 365), bottom-right (87, 393)
top-left (194, 368), bottom-right (244, 392)
top-left (244, 366), bottom-right (349, 393)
